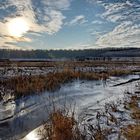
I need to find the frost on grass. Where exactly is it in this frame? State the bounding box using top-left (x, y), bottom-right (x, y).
top-left (35, 82), bottom-right (140, 140)
top-left (78, 82), bottom-right (140, 140)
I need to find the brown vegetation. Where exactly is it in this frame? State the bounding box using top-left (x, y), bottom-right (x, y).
top-left (0, 69), bottom-right (133, 100)
top-left (1, 59), bottom-right (140, 68)
top-left (108, 69), bottom-right (131, 77)
top-left (20, 82), bottom-right (139, 140)
top-left (121, 124), bottom-right (140, 140)
top-left (39, 109), bottom-right (83, 140)
top-left (121, 89), bottom-right (140, 139)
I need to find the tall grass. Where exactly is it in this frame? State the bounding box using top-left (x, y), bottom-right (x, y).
top-left (37, 83), bottom-right (140, 140)
top-left (38, 103), bottom-right (83, 140)
top-left (0, 69), bottom-right (132, 100)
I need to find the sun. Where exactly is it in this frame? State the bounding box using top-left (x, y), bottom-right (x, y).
top-left (7, 17), bottom-right (29, 38)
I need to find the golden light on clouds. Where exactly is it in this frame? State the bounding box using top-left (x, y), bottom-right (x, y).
top-left (7, 17), bottom-right (29, 38)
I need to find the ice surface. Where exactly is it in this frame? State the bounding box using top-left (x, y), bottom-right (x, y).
top-left (0, 75), bottom-right (139, 140)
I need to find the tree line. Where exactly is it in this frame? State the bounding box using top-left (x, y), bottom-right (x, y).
top-left (0, 48), bottom-right (139, 59)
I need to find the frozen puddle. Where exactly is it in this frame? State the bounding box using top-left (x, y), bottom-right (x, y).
top-left (0, 75), bottom-right (140, 140)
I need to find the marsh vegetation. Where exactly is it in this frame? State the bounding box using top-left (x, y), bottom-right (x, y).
top-left (0, 60), bottom-right (140, 140)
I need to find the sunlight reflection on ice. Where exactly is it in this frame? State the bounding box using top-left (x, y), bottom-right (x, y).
top-left (23, 128), bottom-right (41, 140)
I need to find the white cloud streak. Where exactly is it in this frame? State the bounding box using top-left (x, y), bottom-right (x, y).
top-left (66, 15), bottom-right (87, 26)
top-left (96, 21), bottom-right (140, 48)
top-left (89, 0), bottom-right (140, 48)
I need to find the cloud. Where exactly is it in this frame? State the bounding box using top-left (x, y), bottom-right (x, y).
top-left (66, 15), bottom-right (87, 26)
top-left (0, 0), bottom-right (71, 49)
top-left (96, 21), bottom-right (140, 48)
top-left (92, 20), bottom-right (103, 24)
top-left (90, 31), bottom-right (107, 37)
top-left (0, 37), bottom-right (21, 49)
top-left (89, 0), bottom-right (140, 23)
top-left (10, 0), bottom-right (70, 33)
top-left (102, 2), bottom-right (140, 23)
top-left (41, 0), bottom-right (71, 10)
top-left (41, 10), bottom-right (65, 35)
top-left (89, 0), bottom-right (140, 48)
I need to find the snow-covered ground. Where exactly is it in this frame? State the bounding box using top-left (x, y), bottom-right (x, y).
top-left (0, 65), bottom-right (140, 79)
top-left (0, 74), bottom-right (139, 140)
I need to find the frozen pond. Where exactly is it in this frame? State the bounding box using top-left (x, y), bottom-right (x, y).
top-left (0, 75), bottom-right (140, 140)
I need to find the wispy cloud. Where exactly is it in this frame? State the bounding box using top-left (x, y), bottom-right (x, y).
top-left (89, 0), bottom-right (140, 48)
top-left (90, 31), bottom-right (107, 38)
top-left (0, 0), bottom-right (139, 49)
top-left (102, 2), bottom-right (140, 23)
top-left (92, 20), bottom-right (103, 25)
top-left (66, 15), bottom-right (87, 26)
top-left (96, 21), bottom-right (140, 48)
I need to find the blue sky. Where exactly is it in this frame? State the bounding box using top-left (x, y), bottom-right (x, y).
top-left (0, 0), bottom-right (139, 49)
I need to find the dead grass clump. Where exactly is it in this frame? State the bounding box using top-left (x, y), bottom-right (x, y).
top-left (88, 122), bottom-right (112, 140)
top-left (121, 124), bottom-right (140, 140)
top-left (108, 113), bottom-right (118, 125)
top-left (123, 93), bottom-right (140, 121)
top-left (105, 102), bottom-right (119, 113)
top-left (121, 91), bottom-right (140, 139)
top-left (131, 109), bottom-right (140, 120)
top-left (0, 69), bottom-right (134, 100)
top-left (0, 70), bottom-right (109, 99)
top-left (45, 70), bottom-right (78, 91)
top-left (79, 72), bottom-right (109, 80)
top-left (128, 95), bottom-right (139, 109)
top-left (50, 111), bottom-right (75, 140)
top-left (109, 69), bottom-right (132, 77)
top-left (40, 109), bottom-right (83, 140)
top-left (79, 72), bottom-right (100, 80)
top-left (1, 75), bottom-right (47, 98)
top-left (0, 70), bottom-right (77, 98)
top-left (129, 95), bottom-right (140, 120)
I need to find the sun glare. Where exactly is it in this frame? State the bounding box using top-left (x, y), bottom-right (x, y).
top-left (24, 128), bottom-right (41, 140)
top-left (7, 17), bottom-right (29, 38)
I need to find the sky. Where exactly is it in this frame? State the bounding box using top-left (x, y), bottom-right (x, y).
top-left (0, 0), bottom-right (140, 50)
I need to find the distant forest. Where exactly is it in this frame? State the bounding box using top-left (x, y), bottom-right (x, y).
top-left (0, 48), bottom-right (140, 59)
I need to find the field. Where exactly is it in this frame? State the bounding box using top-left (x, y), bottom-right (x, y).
top-left (0, 58), bottom-right (140, 140)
